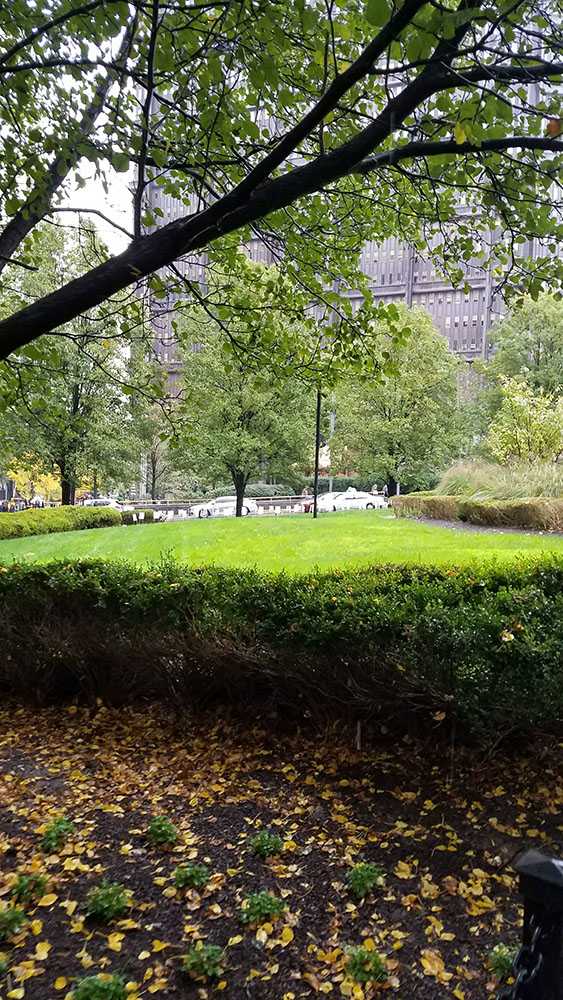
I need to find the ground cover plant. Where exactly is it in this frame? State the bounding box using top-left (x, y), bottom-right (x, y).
top-left (1, 509), bottom-right (562, 572)
top-left (0, 703), bottom-right (560, 998)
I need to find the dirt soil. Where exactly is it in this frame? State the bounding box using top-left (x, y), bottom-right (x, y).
top-left (0, 703), bottom-right (561, 999)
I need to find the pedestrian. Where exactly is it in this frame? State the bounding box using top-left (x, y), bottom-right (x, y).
top-left (383, 483), bottom-right (389, 499)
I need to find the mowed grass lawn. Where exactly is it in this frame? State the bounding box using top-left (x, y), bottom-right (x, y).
top-left (1, 508), bottom-right (562, 572)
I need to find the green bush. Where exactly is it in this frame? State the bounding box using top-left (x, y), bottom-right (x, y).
top-left (249, 830), bottom-right (284, 859)
top-left (11, 873), bottom-right (48, 906)
top-left (346, 947), bottom-right (387, 985)
top-left (0, 906), bottom-right (26, 941)
top-left (182, 943), bottom-right (224, 979)
top-left (147, 815), bottom-right (178, 846)
top-left (0, 558), bottom-right (562, 739)
top-left (391, 495), bottom-right (461, 521)
top-left (0, 506), bottom-right (121, 541)
top-left (71, 975), bottom-right (127, 1000)
top-left (173, 863), bottom-right (210, 891)
top-left (85, 882), bottom-right (130, 922)
top-left (240, 891), bottom-right (286, 924)
top-left (41, 817), bottom-right (75, 853)
top-left (392, 494), bottom-right (563, 531)
top-left (347, 863), bottom-right (385, 901)
top-left (488, 943), bottom-right (517, 979)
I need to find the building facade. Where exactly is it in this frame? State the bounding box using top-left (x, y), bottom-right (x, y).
top-left (144, 179), bottom-right (540, 376)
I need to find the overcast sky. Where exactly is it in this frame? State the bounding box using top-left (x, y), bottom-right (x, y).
top-left (63, 163), bottom-right (132, 256)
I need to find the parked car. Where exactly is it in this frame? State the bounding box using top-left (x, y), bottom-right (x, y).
top-left (315, 487), bottom-right (386, 513)
top-left (191, 495), bottom-right (259, 518)
top-left (83, 496), bottom-right (122, 509)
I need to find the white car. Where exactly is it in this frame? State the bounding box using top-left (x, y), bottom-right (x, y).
top-left (191, 495), bottom-right (259, 518)
top-left (316, 488), bottom-right (386, 513)
top-left (83, 496), bottom-right (122, 509)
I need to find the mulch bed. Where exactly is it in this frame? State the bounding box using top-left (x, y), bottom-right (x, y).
top-left (0, 703), bottom-right (561, 999)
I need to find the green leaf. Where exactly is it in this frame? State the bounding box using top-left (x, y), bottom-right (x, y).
top-left (112, 153), bottom-right (130, 173)
top-left (365, 0), bottom-right (390, 28)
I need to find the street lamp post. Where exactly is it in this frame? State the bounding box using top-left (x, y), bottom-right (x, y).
top-left (313, 388), bottom-right (322, 519)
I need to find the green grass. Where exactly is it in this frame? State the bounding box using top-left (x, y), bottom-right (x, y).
top-left (0, 510), bottom-right (561, 573)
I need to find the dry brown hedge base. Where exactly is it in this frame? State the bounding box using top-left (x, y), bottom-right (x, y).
top-left (391, 495), bottom-right (563, 531)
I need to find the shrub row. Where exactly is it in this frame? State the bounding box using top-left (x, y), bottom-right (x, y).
top-left (0, 506), bottom-right (122, 540)
top-left (392, 495), bottom-right (563, 531)
top-left (0, 558), bottom-right (561, 740)
top-left (0, 506), bottom-right (159, 540)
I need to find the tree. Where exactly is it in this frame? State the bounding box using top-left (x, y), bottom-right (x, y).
top-left (486, 379), bottom-right (563, 464)
top-left (0, 1), bottom-right (561, 357)
top-left (487, 293), bottom-right (563, 394)
top-left (330, 307), bottom-right (463, 492)
top-left (177, 264), bottom-right (315, 515)
top-left (1, 332), bottom-right (143, 503)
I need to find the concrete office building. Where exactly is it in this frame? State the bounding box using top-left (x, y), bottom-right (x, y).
top-left (143, 178), bottom-right (541, 383)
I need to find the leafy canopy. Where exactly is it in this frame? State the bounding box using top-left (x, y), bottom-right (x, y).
top-left (0, 0), bottom-right (561, 357)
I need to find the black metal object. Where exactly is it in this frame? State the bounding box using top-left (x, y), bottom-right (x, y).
top-left (497, 850), bottom-right (563, 1000)
top-left (312, 388), bottom-right (322, 520)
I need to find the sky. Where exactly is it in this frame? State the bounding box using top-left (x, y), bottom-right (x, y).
top-left (63, 163), bottom-right (132, 256)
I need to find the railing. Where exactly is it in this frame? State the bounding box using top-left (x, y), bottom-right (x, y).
top-left (497, 850), bottom-right (563, 1000)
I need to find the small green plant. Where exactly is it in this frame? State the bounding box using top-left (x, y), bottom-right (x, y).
top-left (346, 946), bottom-right (388, 985)
top-left (173, 863), bottom-right (210, 891)
top-left (85, 882), bottom-right (130, 922)
top-left (182, 943), bottom-right (224, 980)
top-left (0, 954), bottom-right (8, 974)
top-left (347, 862), bottom-right (385, 900)
top-left (71, 974), bottom-right (127, 1000)
top-left (488, 943), bottom-right (516, 979)
top-left (11, 873), bottom-right (48, 906)
top-left (147, 815), bottom-right (179, 847)
top-left (240, 891), bottom-right (286, 925)
top-left (249, 830), bottom-right (284, 859)
top-left (0, 906), bottom-right (27, 942)
top-left (41, 817), bottom-right (75, 853)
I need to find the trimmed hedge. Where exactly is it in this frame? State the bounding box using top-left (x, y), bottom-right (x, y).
top-left (392, 495), bottom-right (563, 531)
top-left (0, 506), bottom-right (122, 541)
top-left (0, 558), bottom-right (561, 740)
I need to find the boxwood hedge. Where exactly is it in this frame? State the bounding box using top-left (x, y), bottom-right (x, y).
top-left (0, 558), bottom-right (561, 741)
top-left (392, 495), bottom-right (563, 531)
top-left (0, 506), bottom-right (158, 540)
top-left (0, 506), bottom-right (122, 540)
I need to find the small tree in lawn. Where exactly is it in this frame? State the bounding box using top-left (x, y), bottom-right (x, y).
top-left (330, 306), bottom-right (464, 494)
top-left (177, 263), bottom-right (313, 515)
top-left (486, 379), bottom-right (563, 464)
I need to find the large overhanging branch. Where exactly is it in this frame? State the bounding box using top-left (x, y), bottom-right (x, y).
top-left (0, 3), bottom-right (561, 359)
top-left (353, 136), bottom-right (563, 175)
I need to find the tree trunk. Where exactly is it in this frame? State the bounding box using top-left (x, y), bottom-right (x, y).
top-left (61, 477), bottom-right (75, 506)
top-left (233, 472), bottom-right (247, 517)
top-left (150, 453), bottom-right (158, 501)
top-left (92, 469), bottom-right (98, 498)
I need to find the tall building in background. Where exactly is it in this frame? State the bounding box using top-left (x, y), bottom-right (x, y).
top-left (143, 178), bottom-right (541, 384)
